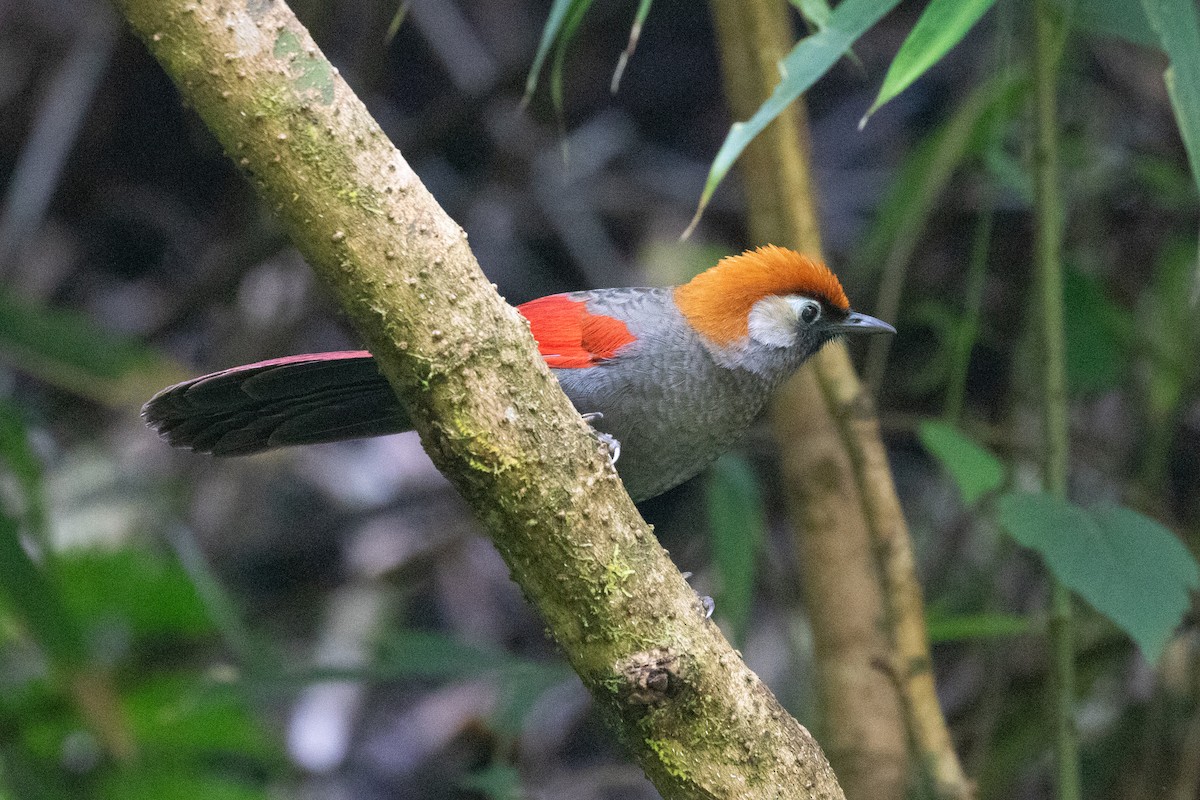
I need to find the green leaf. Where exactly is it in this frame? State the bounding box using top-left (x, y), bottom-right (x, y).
top-left (1140, 0), bottom-right (1200, 217)
top-left (383, 1), bottom-right (409, 45)
top-left (1140, 239), bottom-right (1200, 429)
top-left (523, 0), bottom-right (591, 104)
top-left (124, 675), bottom-right (278, 761)
top-left (998, 493), bottom-right (1200, 664)
top-left (97, 771), bottom-right (269, 800)
top-left (549, 0), bottom-right (592, 134)
top-left (984, 145), bottom-right (1033, 202)
top-left (0, 400), bottom-right (47, 540)
top-left (0, 507), bottom-right (87, 667)
top-left (491, 662), bottom-right (570, 736)
top-left (897, 300), bottom-right (957, 395)
top-left (685, 0), bottom-right (905, 237)
top-left (1075, 0), bottom-right (1158, 49)
top-left (56, 548), bottom-right (214, 640)
top-left (458, 764), bottom-right (523, 800)
top-left (1094, 505), bottom-right (1200, 589)
top-left (865, 0), bottom-right (1000, 121)
top-left (791, 0), bottom-right (832, 32)
top-left (0, 735), bottom-right (75, 800)
top-left (918, 420), bottom-right (1004, 505)
top-left (705, 455), bottom-right (765, 646)
top-left (0, 290), bottom-right (180, 406)
top-left (375, 628), bottom-right (532, 679)
top-left (1063, 267), bottom-right (1131, 393)
top-left (926, 611), bottom-right (1032, 643)
top-left (611, 0), bottom-right (654, 94)
top-left (638, 239), bottom-right (733, 287)
top-left (1133, 152), bottom-right (1199, 210)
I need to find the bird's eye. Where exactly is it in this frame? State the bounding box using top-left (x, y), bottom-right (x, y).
top-left (799, 301), bottom-right (821, 325)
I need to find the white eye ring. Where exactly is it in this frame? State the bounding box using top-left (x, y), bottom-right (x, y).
top-left (798, 300), bottom-right (821, 325)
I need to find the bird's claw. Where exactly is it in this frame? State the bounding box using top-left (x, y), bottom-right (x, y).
top-left (581, 412), bottom-right (620, 465)
top-left (596, 433), bottom-right (620, 464)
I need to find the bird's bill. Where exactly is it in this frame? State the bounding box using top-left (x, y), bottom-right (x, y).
top-left (836, 310), bottom-right (896, 335)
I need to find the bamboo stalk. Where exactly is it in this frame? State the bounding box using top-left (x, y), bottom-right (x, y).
top-left (1030, 0), bottom-right (1080, 797)
top-left (706, 1), bottom-right (970, 798)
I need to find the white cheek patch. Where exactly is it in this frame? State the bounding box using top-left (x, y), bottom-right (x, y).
top-left (748, 295), bottom-right (800, 348)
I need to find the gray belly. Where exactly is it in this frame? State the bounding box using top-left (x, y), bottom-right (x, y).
top-left (554, 355), bottom-right (772, 502)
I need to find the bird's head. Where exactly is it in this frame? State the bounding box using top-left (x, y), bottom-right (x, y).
top-left (673, 245), bottom-right (894, 375)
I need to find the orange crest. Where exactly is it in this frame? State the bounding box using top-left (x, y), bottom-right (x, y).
top-left (673, 245), bottom-right (850, 347)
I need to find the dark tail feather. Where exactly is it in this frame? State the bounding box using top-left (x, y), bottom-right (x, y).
top-left (142, 351), bottom-right (412, 455)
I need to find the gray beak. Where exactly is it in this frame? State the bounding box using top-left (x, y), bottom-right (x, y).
top-left (836, 310), bottom-right (896, 335)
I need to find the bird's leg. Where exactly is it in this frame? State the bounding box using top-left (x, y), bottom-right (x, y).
top-left (578, 413), bottom-right (708, 616)
top-left (580, 412), bottom-right (620, 465)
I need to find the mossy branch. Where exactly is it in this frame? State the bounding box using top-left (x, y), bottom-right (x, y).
top-left (110, 1), bottom-right (842, 797)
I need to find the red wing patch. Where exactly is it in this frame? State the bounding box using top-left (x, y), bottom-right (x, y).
top-left (517, 295), bottom-right (636, 369)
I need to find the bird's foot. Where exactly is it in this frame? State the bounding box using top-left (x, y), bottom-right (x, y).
top-left (596, 432), bottom-right (621, 464)
top-left (581, 412), bottom-right (620, 465)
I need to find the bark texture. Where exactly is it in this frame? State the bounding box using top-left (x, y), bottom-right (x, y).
top-left (707, 1), bottom-right (971, 798)
top-left (111, 1), bottom-right (844, 797)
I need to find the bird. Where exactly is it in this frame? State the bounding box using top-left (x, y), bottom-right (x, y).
top-left (143, 245), bottom-right (894, 502)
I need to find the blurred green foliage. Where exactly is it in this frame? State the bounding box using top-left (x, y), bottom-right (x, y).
top-left (705, 454), bottom-right (767, 647)
top-left (999, 492), bottom-right (1199, 665)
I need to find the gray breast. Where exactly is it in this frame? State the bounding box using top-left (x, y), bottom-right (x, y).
top-left (552, 288), bottom-right (777, 502)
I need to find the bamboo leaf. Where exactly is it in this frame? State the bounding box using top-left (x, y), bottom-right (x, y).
top-left (1063, 267), bottom-right (1132, 393)
top-left (57, 548), bottom-right (214, 639)
top-left (1075, 0), bottom-right (1157, 48)
top-left (864, 0), bottom-right (1000, 122)
top-left (858, 75), bottom-right (1024, 268)
top-left (375, 628), bottom-right (569, 734)
top-left (790, 0), bottom-right (833, 32)
top-left (685, 0), bottom-right (904, 237)
top-left (459, 764), bottom-right (523, 800)
top-left (383, 1), bottom-right (409, 45)
top-left (550, 0), bottom-right (592, 133)
top-left (0, 400), bottom-right (47, 539)
top-left (611, 0), bottom-right (654, 93)
top-left (523, 0), bottom-right (591, 105)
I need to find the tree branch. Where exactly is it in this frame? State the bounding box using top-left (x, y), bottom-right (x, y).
top-left (110, 1), bottom-right (844, 797)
